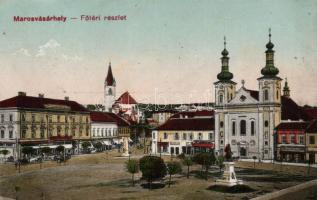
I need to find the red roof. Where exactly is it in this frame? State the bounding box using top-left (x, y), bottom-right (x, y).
top-left (105, 63), bottom-right (115, 86)
top-left (116, 91), bottom-right (137, 104)
top-left (306, 120), bottom-right (317, 133)
top-left (0, 95), bottom-right (88, 112)
top-left (156, 118), bottom-right (214, 131)
top-left (90, 111), bottom-right (117, 123)
top-left (303, 108), bottom-right (317, 120)
top-left (275, 121), bottom-right (311, 130)
top-left (107, 112), bottom-right (130, 126)
top-left (281, 96), bottom-right (309, 121)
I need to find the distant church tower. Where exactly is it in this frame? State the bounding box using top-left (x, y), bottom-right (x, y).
top-left (283, 78), bottom-right (290, 98)
top-left (104, 62), bottom-right (116, 112)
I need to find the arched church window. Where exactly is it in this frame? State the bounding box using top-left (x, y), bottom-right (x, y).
top-left (232, 121), bottom-right (236, 136)
top-left (220, 121), bottom-right (224, 128)
top-left (264, 90), bottom-right (269, 101)
top-left (219, 94), bottom-right (223, 104)
top-left (240, 120), bottom-right (246, 136)
top-left (108, 88), bottom-right (112, 95)
top-left (276, 90), bottom-right (279, 100)
top-left (251, 121), bottom-right (255, 136)
top-left (264, 120), bottom-right (269, 127)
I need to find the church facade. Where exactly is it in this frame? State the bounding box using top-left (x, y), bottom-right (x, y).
top-left (214, 32), bottom-right (283, 160)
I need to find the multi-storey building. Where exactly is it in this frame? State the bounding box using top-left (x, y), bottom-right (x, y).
top-left (306, 120), bottom-right (317, 164)
top-left (0, 92), bottom-right (91, 159)
top-left (151, 110), bottom-right (214, 155)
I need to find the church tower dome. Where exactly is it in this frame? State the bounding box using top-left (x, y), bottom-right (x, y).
top-left (217, 37), bottom-right (234, 81)
top-left (260, 28), bottom-right (279, 78)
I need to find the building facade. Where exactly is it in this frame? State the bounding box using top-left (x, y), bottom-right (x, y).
top-left (214, 34), bottom-right (283, 160)
top-left (0, 92), bottom-right (91, 159)
top-left (306, 120), bottom-right (317, 164)
top-left (151, 110), bottom-right (214, 155)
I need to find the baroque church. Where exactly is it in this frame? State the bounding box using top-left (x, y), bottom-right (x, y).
top-left (214, 31), bottom-right (289, 160)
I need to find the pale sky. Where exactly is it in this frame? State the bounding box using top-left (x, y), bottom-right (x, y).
top-left (0, 0), bottom-right (316, 105)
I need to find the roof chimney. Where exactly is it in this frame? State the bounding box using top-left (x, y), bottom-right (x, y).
top-left (18, 91), bottom-right (26, 96)
top-left (65, 96), bottom-right (69, 101)
top-left (38, 93), bottom-right (44, 98)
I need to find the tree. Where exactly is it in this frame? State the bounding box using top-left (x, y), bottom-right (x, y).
top-left (252, 156), bottom-right (257, 168)
top-left (94, 142), bottom-right (103, 152)
top-left (22, 146), bottom-right (35, 157)
top-left (126, 159), bottom-right (139, 186)
top-left (81, 142), bottom-right (91, 153)
top-left (139, 155), bottom-right (167, 188)
top-left (166, 162), bottom-right (182, 187)
top-left (224, 144), bottom-right (233, 161)
top-left (216, 156), bottom-right (225, 173)
top-left (193, 152), bottom-right (216, 180)
top-left (56, 145), bottom-right (65, 154)
top-left (0, 149), bottom-right (10, 162)
top-left (182, 157), bottom-right (193, 179)
top-left (41, 147), bottom-right (51, 155)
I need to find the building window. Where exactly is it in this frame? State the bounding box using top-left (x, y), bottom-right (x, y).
top-left (232, 121), bottom-right (236, 136)
top-left (240, 120), bottom-right (246, 136)
top-left (198, 133), bottom-right (202, 140)
top-left (152, 132), bottom-right (156, 139)
top-left (209, 132), bottom-right (213, 140)
top-left (220, 121), bottom-right (224, 128)
top-left (164, 132), bottom-right (168, 139)
top-left (264, 90), bottom-right (269, 101)
top-left (182, 133), bottom-right (187, 140)
top-left (57, 115), bottom-right (60, 122)
top-left (299, 135), bottom-right (304, 144)
top-left (40, 129), bottom-right (45, 138)
top-left (220, 140), bottom-right (224, 145)
top-left (174, 133), bottom-right (179, 140)
top-left (282, 135), bottom-right (286, 144)
top-left (219, 94), bottom-right (223, 104)
top-left (93, 128), bottom-right (96, 137)
top-left (21, 114), bottom-right (26, 122)
top-left (264, 120), bottom-right (269, 127)
top-left (0, 130), bottom-right (4, 138)
top-left (264, 141), bottom-right (268, 146)
top-left (9, 114), bottom-right (13, 122)
top-left (1, 114), bottom-right (4, 123)
top-left (276, 90), bottom-right (279, 100)
top-left (251, 121), bottom-right (255, 136)
top-left (309, 136), bottom-right (315, 145)
top-left (86, 128), bottom-right (89, 136)
top-left (9, 130), bottom-right (13, 138)
top-left (22, 130), bottom-right (26, 138)
top-left (65, 128), bottom-right (69, 136)
top-left (290, 134), bottom-right (296, 144)
top-left (32, 115), bottom-right (35, 122)
top-left (189, 133), bottom-right (193, 140)
top-left (31, 130), bottom-right (36, 138)
top-left (65, 116), bottom-right (68, 123)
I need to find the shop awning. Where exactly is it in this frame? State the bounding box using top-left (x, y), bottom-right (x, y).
top-left (192, 142), bottom-right (214, 148)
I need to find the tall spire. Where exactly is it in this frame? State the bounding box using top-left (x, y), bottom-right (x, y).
top-left (260, 28), bottom-right (279, 78)
top-left (217, 36), bottom-right (233, 82)
top-left (283, 77), bottom-right (290, 97)
top-left (105, 62), bottom-right (115, 86)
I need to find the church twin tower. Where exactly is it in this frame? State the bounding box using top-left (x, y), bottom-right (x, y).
top-left (214, 30), bottom-right (286, 159)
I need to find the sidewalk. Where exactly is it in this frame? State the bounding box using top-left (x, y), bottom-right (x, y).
top-left (239, 158), bottom-right (317, 168)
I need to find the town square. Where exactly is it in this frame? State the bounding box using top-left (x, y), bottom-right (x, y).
top-left (0, 0), bottom-right (317, 199)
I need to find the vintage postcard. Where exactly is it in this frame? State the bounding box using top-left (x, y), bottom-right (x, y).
top-left (0, 0), bottom-right (316, 199)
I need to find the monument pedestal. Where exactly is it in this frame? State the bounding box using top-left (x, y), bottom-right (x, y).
top-left (216, 162), bottom-right (243, 186)
top-left (121, 137), bottom-right (130, 157)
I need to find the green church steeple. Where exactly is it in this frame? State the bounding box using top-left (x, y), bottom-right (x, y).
top-left (260, 28), bottom-right (279, 78)
top-left (217, 37), bottom-right (234, 82)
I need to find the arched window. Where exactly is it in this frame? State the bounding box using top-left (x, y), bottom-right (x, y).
top-left (264, 90), bottom-right (269, 101)
top-left (276, 90), bottom-right (279, 100)
top-left (264, 120), bottom-right (269, 127)
top-left (219, 94), bottom-right (223, 104)
top-left (240, 120), bottom-right (246, 136)
top-left (174, 132), bottom-right (179, 140)
top-left (251, 121), bottom-right (255, 136)
top-left (220, 121), bottom-right (224, 128)
top-left (198, 133), bottom-right (202, 140)
top-left (232, 121), bottom-right (236, 136)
